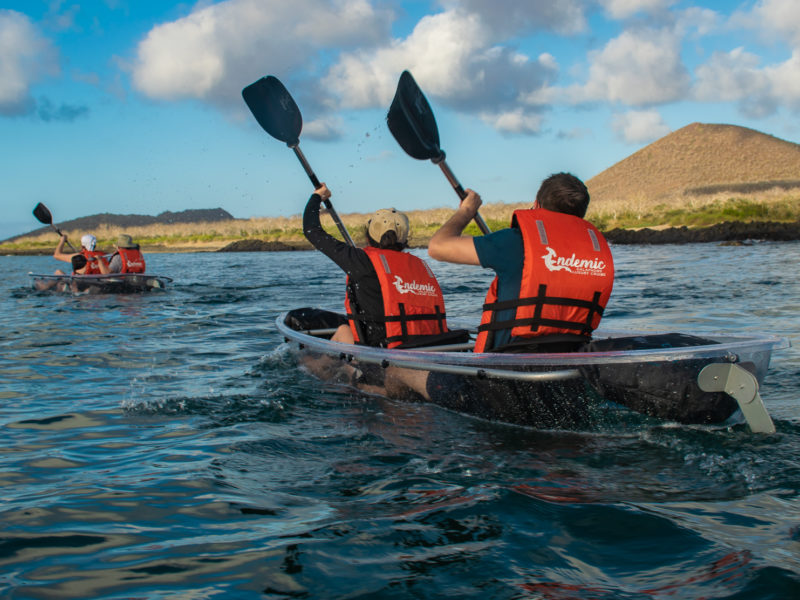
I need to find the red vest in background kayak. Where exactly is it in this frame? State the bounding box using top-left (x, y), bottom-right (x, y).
top-left (77, 249), bottom-right (108, 275)
top-left (346, 247), bottom-right (449, 348)
top-left (115, 247), bottom-right (146, 273)
top-left (475, 208), bottom-right (614, 353)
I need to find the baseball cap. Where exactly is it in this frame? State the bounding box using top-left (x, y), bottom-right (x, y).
top-left (81, 234), bottom-right (97, 251)
top-left (367, 208), bottom-right (409, 245)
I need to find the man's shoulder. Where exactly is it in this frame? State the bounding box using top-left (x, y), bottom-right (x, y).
top-left (475, 227), bottom-right (522, 250)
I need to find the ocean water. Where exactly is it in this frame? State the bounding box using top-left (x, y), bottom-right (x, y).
top-left (1, 242), bottom-right (799, 599)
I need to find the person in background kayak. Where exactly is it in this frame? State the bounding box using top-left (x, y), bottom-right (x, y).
top-left (108, 234), bottom-right (146, 273)
top-left (383, 172), bottom-right (615, 403)
top-left (303, 183), bottom-right (464, 350)
top-left (34, 233), bottom-right (109, 292)
top-left (53, 233), bottom-right (109, 275)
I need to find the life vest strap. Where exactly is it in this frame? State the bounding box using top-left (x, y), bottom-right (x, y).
top-left (352, 303), bottom-right (447, 346)
top-left (478, 285), bottom-right (603, 336)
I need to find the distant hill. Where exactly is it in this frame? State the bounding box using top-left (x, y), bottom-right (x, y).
top-left (586, 122), bottom-right (800, 204)
top-left (9, 208), bottom-right (235, 242)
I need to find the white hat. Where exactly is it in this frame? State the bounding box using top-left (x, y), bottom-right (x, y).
top-left (81, 234), bottom-right (97, 251)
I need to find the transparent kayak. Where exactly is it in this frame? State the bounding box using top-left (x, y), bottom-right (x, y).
top-left (29, 272), bottom-right (173, 294)
top-left (277, 308), bottom-right (790, 433)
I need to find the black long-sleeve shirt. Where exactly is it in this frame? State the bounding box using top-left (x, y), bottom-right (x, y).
top-left (303, 193), bottom-right (386, 345)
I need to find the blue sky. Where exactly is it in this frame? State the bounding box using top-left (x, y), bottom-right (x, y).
top-left (3, 0), bottom-right (800, 240)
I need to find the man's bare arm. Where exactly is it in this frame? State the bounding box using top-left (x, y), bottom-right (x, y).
top-left (427, 189), bottom-right (482, 265)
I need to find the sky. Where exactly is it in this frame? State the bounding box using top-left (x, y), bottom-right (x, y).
top-left (2, 0), bottom-right (800, 240)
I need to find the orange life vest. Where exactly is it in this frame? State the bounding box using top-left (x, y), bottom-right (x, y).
top-left (474, 208), bottom-right (614, 353)
top-left (77, 249), bottom-right (108, 275)
top-left (115, 247), bottom-right (146, 273)
top-left (346, 247), bottom-right (449, 348)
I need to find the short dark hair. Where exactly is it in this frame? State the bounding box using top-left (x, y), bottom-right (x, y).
top-left (364, 227), bottom-right (407, 251)
top-left (536, 172), bottom-right (590, 218)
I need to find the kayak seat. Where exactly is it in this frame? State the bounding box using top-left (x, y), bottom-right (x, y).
top-left (285, 307), bottom-right (348, 332)
top-left (394, 328), bottom-right (471, 350)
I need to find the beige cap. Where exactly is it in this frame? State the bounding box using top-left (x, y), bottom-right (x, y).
top-left (367, 208), bottom-right (409, 245)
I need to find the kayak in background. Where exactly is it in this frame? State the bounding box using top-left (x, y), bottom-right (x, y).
top-left (278, 308), bottom-right (789, 434)
top-left (29, 272), bottom-right (172, 294)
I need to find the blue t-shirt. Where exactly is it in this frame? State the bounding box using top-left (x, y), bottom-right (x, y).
top-left (473, 228), bottom-right (524, 350)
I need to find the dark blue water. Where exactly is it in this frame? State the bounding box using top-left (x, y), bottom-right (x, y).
top-left (2, 243), bottom-right (799, 599)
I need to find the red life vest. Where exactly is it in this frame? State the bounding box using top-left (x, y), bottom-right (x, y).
top-left (77, 249), bottom-right (108, 275)
top-left (474, 208), bottom-right (614, 352)
top-left (115, 247), bottom-right (146, 273)
top-left (346, 247), bottom-right (449, 348)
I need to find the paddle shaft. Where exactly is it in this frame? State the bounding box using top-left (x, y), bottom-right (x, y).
top-left (433, 158), bottom-right (491, 235)
top-left (52, 225), bottom-right (79, 253)
top-left (291, 145), bottom-right (355, 247)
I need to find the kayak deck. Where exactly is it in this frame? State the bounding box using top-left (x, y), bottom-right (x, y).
top-left (277, 308), bottom-right (789, 432)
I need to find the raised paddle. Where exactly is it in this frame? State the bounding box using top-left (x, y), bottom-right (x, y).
top-left (32, 202), bottom-right (78, 252)
top-left (242, 75), bottom-right (355, 247)
top-left (387, 70), bottom-right (491, 235)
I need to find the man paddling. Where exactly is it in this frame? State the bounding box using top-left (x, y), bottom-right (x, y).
top-left (384, 172), bottom-right (615, 402)
top-left (33, 233), bottom-right (109, 292)
top-left (303, 183), bottom-right (462, 349)
top-left (53, 233), bottom-right (109, 275)
top-left (108, 234), bottom-right (146, 274)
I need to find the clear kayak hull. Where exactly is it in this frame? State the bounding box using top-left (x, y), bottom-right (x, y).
top-left (29, 272), bottom-right (172, 294)
top-left (277, 308), bottom-right (789, 432)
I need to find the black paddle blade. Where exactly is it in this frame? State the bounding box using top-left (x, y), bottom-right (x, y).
top-left (33, 202), bottom-right (53, 225)
top-left (71, 254), bottom-right (87, 271)
top-left (242, 76), bottom-right (302, 146)
top-left (387, 70), bottom-right (443, 161)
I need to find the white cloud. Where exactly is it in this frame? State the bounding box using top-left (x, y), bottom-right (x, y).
top-left (480, 108), bottom-right (543, 135)
top-left (302, 115), bottom-right (345, 141)
top-left (325, 11), bottom-right (488, 108)
top-left (692, 47), bottom-right (800, 117)
top-left (440, 0), bottom-right (588, 36)
top-left (131, 0), bottom-right (393, 110)
top-left (612, 110), bottom-right (670, 143)
top-left (765, 51), bottom-right (800, 112)
top-left (576, 27), bottom-right (690, 106)
top-left (600, 0), bottom-right (675, 20)
top-left (325, 9), bottom-right (558, 123)
top-left (693, 48), bottom-right (767, 102)
top-left (0, 10), bottom-right (58, 116)
top-left (752, 0), bottom-right (800, 47)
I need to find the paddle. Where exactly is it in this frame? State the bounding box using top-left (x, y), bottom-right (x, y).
top-left (32, 202), bottom-right (78, 252)
top-left (242, 75), bottom-right (355, 247)
top-left (387, 70), bottom-right (491, 235)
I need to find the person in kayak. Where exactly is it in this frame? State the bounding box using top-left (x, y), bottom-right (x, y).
top-left (303, 183), bottom-right (463, 350)
top-left (108, 234), bottom-right (146, 273)
top-left (382, 172), bottom-right (615, 403)
top-left (34, 233), bottom-right (109, 291)
top-left (53, 233), bottom-right (109, 275)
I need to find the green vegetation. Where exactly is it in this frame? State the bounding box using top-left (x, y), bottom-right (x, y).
top-left (4, 194), bottom-right (798, 254)
top-left (588, 196), bottom-right (800, 231)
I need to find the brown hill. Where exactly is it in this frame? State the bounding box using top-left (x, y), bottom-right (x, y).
top-left (6, 208), bottom-right (234, 243)
top-left (586, 122), bottom-right (800, 204)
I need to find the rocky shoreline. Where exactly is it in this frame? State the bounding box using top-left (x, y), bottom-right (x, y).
top-left (4, 221), bottom-right (798, 256)
top-left (603, 220), bottom-right (800, 244)
top-left (217, 220), bottom-right (800, 251)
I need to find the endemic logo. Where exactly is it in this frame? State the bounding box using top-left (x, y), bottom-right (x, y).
top-left (541, 247), bottom-right (607, 276)
top-left (392, 276), bottom-right (438, 296)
